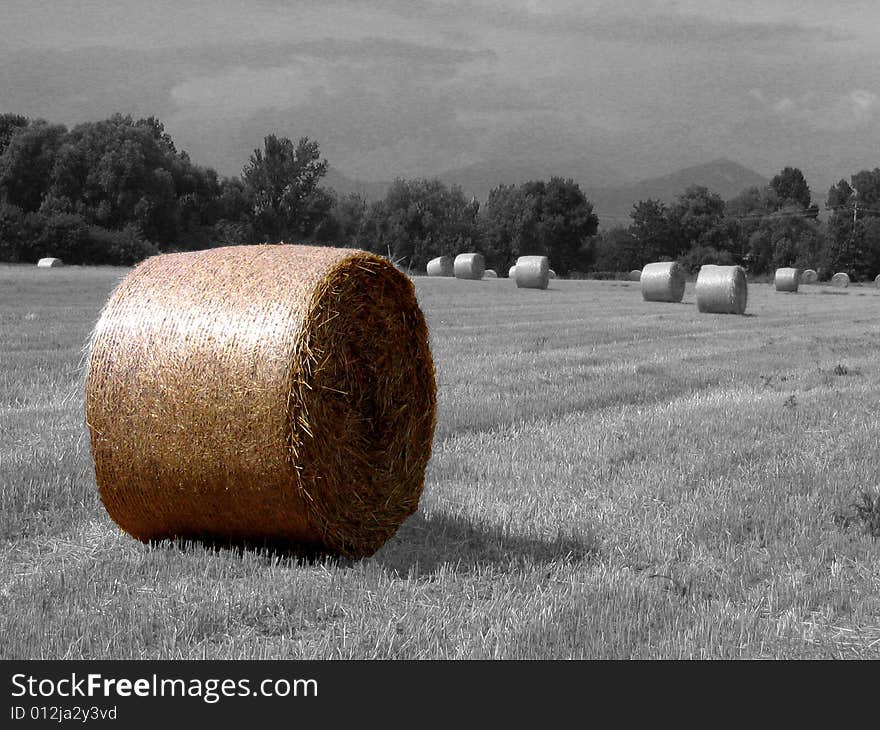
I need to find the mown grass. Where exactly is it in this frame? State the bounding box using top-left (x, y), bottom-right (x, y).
top-left (1, 264), bottom-right (879, 659)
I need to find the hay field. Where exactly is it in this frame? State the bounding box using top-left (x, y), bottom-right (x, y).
top-left (2, 264), bottom-right (879, 659)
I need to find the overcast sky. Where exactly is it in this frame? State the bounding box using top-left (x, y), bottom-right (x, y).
top-left (1, 0), bottom-right (878, 196)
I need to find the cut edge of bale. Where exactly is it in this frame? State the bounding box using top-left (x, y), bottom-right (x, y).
top-left (84, 243), bottom-right (437, 559)
top-left (426, 255), bottom-right (454, 277)
top-left (695, 264), bottom-right (748, 314)
top-left (831, 272), bottom-right (850, 287)
top-left (800, 269), bottom-right (818, 284)
top-left (453, 252), bottom-right (485, 280)
top-left (640, 261), bottom-right (686, 303)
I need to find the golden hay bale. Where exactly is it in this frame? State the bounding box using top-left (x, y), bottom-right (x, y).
top-left (548, 269), bottom-right (557, 279)
top-left (640, 261), bottom-right (686, 303)
top-left (426, 255), bottom-right (454, 277)
top-left (508, 265), bottom-right (517, 278)
top-left (800, 269), bottom-right (817, 284)
top-left (484, 269), bottom-right (498, 278)
top-left (695, 264), bottom-right (748, 314)
top-left (453, 252), bottom-right (485, 280)
top-left (774, 267), bottom-right (800, 292)
top-left (831, 272), bottom-right (850, 287)
top-left (37, 257), bottom-right (63, 268)
top-left (84, 244), bottom-right (437, 558)
top-left (629, 269), bottom-right (642, 281)
top-left (513, 255), bottom-right (549, 290)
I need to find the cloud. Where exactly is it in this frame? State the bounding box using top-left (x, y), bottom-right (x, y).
top-left (759, 88), bottom-right (879, 131)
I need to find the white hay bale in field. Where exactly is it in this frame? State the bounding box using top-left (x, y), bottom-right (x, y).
top-left (695, 264), bottom-right (748, 314)
top-left (513, 255), bottom-right (549, 290)
top-left (800, 269), bottom-right (817, 284)
top-left (875, 274), bottom-right (880, 288)
top-left (774, 267), bottom-right (800, 292)
top-left (37, 257), bottom-right (63, 268)
top-left (629, 269), bottom-right (642, 281)
top-left (483, 269), bottom-right (498, 278)
top-left (831, 272), bottom-right (850, 288)
top-left (548, 269), bottom-right (557, 279)
top-left (640, 261), bottom-right (685, 303)
top-left (426, 256), bottom-right (454, 277)
top-left (508, 265), bottom-right (517, 278)
top-left (453, 253), bottom-right (485, 280)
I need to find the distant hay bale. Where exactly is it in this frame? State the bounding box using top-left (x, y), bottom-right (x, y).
top-left (426, 256), bottom-right (454, 277)
top-left (84, 244), bottom-right (437, 559)
top-left (37, 257), bottom-right (63, 268)
top-left (513, 255), bottom-right (550, 290)
top-left (695, 264), bottom-right (748, 315)
top-left (629, 269), bottom-right (642, 281)
top-left (483, 269), bottom-right (498, 278)
top-left (508, 265), bottom-right (517, 278)
top-left (774, 267), bottom-right (800, 292)
top-left (831, 272), bottom-right (850, 288)
top-left (640, 261), bottom-right (686, 303)
top-left (875, 274), bottom-right (880, 288)
top-left (800, 269), bottom-right (817, 284)
top-left (548, 269), bottom-right (557, 279)
top-left (453, 252), bottom-right (485, 280)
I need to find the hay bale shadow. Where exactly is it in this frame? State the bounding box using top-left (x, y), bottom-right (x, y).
top-left (372, 510), bottom-right (599, 577)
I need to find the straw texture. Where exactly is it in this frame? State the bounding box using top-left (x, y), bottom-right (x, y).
top-left (695, 264), bottom-right (748, 314)
top-left (831, 272), bottom-right (850, 287)
top-left (426, 255), bottom-right (454, 277)
top-left (508, 265), bottom-right (516, 278)
top-left (774, 267), bottom-right (800, 292)
top-left (37, 257), bottom-right (63, 267)
top-left (484, 269), bottom-right (498, 278)
top-left (640, 261), bottom-right (686, 303)
top-left (85, 244), bottom-right (437, 558)
top-left (513, 255), bottom-right (549, 290)
top-left (629, 269), bottom-right (642, 281)
top-left (801, 269), bottom-right (818, 284)
top-left (453, 253), bottom-right (485, 280)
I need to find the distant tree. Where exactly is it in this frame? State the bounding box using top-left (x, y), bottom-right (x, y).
top-left (827, 179), bottom-right (854, 211)
top-left (850, 168), bottom-right (880, 212)
top-left (479, 177), bottom-right (597, 275)
top-left (669, 185), bottom-right (727, 255)
top-left (241, 134), bottom-right (329, 242)
top-left (0, 121), bottom-right (67, 212)
top-left (0, 114), bottom-right (29, 157)
top-left (591, 226), bottom-right (642, 272)
top-left (770, 166), bottom-right (812, 209)
top-left (360, 178), bottom-right (479, 270)
top-left (629, 198), bottom-right (678, 262)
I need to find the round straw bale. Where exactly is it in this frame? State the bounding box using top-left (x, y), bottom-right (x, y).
top-left (548, 269), bottom-right (557, 279)
top-left (513, 255), bottom-right (550, 289)
top-left (875, 274), bottom-right (880, 288)
top-left (800, 268), bottom-right (817, 284)
top-left (85, 244), bottom-right (437, 558)
top-left (831, 272), bottom-right (850, 287)
top-left (484, 269), bottom-right (498, 278)
top-left (640, 261), bottom-right (686, 303)
top-left (453, 252), bottom-right (485, 280)
top-left (426, 255), bottom-right (454, 277)
top-left (629, 269), bottom-right (642, 281)
top-left (774, 267), bottom-right (800, 292)
top-left (37, 257), bottom-right (63, 268)
top-left (695, 264), bottom-right (748, 314)
top-left (508, 265), bottom-right (517, 278)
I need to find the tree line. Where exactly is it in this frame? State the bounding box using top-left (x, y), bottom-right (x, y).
top-left (1, 112), bottom-right (878, 279)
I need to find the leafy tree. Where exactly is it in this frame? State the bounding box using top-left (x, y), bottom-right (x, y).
top-left (770, 166), bottom-right (811, 209)
top-left (629, 198), bottom-right (679, 262)
top-left (360, 178), bottom-right (479, 270)
top-left (241, 135), bottom-right (329, 242)
top-left (591, 226), bottom-right (642, 272)
top-left (0, 121), bottom-right (67, 212)
top-left (669, 185), bottom-right (727, 256)
top-left (0, 114), bottom-right (29, 157)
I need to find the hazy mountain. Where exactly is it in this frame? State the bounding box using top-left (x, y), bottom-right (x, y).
top-left (321, 158), bottom-right (769, 228)
top-left (584, 158), bottom-right (770, 227)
